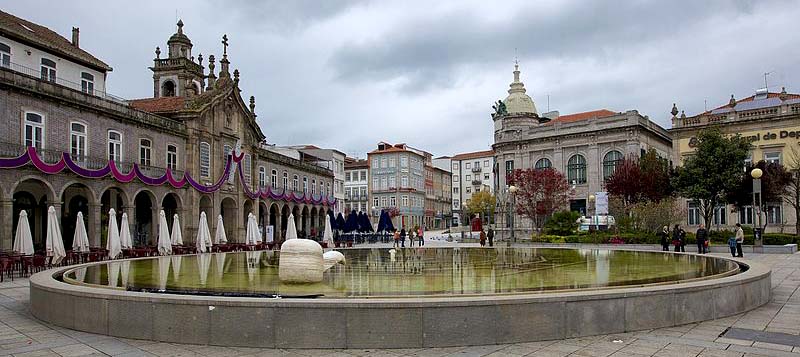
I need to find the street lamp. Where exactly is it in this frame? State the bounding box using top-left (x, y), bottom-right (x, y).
top-left (588, 194), bottom-right (596, 231)
top-left (507, 185), bottom-right (518, 247)
top-left (751, 168), bottom-right (763, 247)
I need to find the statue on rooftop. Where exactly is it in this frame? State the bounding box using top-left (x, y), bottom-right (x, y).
top-left (492, 100), bottom-right (507, 116)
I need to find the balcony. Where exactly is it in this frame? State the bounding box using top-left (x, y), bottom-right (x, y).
top-left (471, 166), bottom-right (482, 173)
top-left (2, 61), bottom-right (127, 104)
top-left (471, 179), bottom-right (482, 186)
top-left (152, 57), bottom-right (203, 75)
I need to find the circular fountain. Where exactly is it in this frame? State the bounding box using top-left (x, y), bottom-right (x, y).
top-left (30, 247), bottom-right (771, 348)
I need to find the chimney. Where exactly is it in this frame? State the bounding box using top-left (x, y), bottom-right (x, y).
top-left (71, 27), bottom-right (79, 48)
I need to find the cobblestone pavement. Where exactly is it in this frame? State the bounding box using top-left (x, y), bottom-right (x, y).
top-left (0, 249), bottom-right (798, 357)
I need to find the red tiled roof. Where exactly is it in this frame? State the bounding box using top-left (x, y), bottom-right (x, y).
top-left (546, 109), bottom-right (617, 125)
top-left (0, 10), bottom-right (112, 71)
top-left (712, 92), bottom-right (800, 111)
top-left (451, 149), bottom-right (494, 161)
top-left (129, 97), bottom-right (186, 113)
top-left (345, 159), bottom-right (368, 169)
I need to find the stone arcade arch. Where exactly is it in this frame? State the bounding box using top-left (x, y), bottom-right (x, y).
top-left (133, 190), bottom-right (157, 246)
top-left (221, 197), bottom-right (238, 243)
top-left (12, 178), bottom-right (55, 251)
top-left (61, 182), bottom-right (95, 250)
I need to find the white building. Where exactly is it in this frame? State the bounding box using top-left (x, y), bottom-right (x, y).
top-left (344, 158), bottom-right (369, 214)
top-left (448, 150), bottom-right (495, 226)
top-left (287, 145), bottom-right (346, 213)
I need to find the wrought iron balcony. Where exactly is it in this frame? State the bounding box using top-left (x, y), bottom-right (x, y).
top-left (471, 166), bottom-right (482, 173)
top-left (472, 179), bottom-right (482, 186)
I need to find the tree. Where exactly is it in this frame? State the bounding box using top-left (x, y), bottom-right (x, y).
top-left (673, 129), bottom-right (752, 229)
top-left (727, 160), bottom-right (792, 231)
top-left (509, 168), bottom-right (572, 231)
top-left (639, 148), bottom-right (674, 202)
top-left (604, 157), bottom-right (642, 211)
top-left (605, 149), bottom-right (673, 213)
top-left (782, 147), bottom-right (800, 235)
top-left (465, 190), bottom-right (496, 224)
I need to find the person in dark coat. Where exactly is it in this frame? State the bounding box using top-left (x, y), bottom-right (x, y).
top-left (400, 227), bottom-right (406, 248)
top-left (673, 225), bottom-right (684, 252)
top-left (695, 224), bottom-right (708, 254)
top-left (487, 228), bottom-right (494, 247)
top-left (659, 226), bottom-right (670, 251)
top-left (479, 230), bottom-right (486, 246)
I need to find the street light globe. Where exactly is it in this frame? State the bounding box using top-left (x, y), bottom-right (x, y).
top-left (751, 168), bottom-right (763, 179)
top-left (588, 194), bottom-right (596, 202)
top-left (508, 185), bottom-right (518, 193)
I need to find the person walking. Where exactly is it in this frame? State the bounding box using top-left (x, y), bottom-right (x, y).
top-left (734, 223), bottom-right (744, 257)
top-left (400, 227), bottom-right (406, 248)
top-left (695, 224), bottom-right (708, 254)
top-left (679, 226), bottom-right (687, 252)
top-left (479, 229), bottom-right (486, 246)
top-left (418, 226), bottom-right (424, 246)
top-left (487, 228), bottom-right (494, 247)
top-left (659, 226), bottom-right (670, 251)
top-left (409, 228), bottom-right (415, 247)
top-left (393, 229), bottom-right (400, 248)
top-left (672, 225), bottom-right (682, 252)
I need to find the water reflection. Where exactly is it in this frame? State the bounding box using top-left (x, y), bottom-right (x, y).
top-left (63, 248), bottom-right (739, 297)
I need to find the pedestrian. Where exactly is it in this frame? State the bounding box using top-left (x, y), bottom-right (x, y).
top-left (695, 224), bottom-right (708, 254)
top-left (672, 225), bottom-right (682, 252)
top-left (479, 229), bottom-right (486, 246)
top-left (679, 226), bottom-right (687, 252)
top-left (409, 228), bottom-right (415, 247)
top-left (659, 226), bottom-right (670, 251)
top-left (734, 223), bottom-right (744, 257)
top-left (487, 228), bottom-right (494, 247)
top-left (393, 229), bottom-right (400, 248)
top-left (418, 226), bottom-right (424, 246)
top-left (400, 227), bottom-right (406, 248)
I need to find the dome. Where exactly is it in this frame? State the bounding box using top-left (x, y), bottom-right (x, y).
top-left (168, 20), bottom-right (192, 46)
top-left (503, 63), bottom-right (537, 115)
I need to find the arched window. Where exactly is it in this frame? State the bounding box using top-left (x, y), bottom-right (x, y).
top-left (243, 154), bottom-right (252, 185)
top-left (40, 58), bottom-right (56, 82)
top-left (108, 130), bottom-right (122, 162)
top-left (199, 141), bottom-right (210, 177)
top-left (69, 122), bottom-right (87, 161)
top-left (567, 154), bottom-right (587, 184)
top-left (282, 171), bottom-right (288, 189)
top-left (24, 112), bottom-right (44, 150)
top-left (293, 175), bottom-right (299, 191)
top-left (259, 167), bottom-right (266, 188)
top-left (162, 80), bottom-right (175, 97)
top-left (139, 138), bottom-right (152, 166)
top-left (303, 176), bottom-right (308, 193)
top-left (0, 42), bottom-right (10, 68)
top-left (271, 169), bottom-right (277, 189)
top-left (603, 150), bottom-right (624, 180)
top-left (223, 145), bottom-right (233, 183)
top-left (311, 179), bottom-right (316, 194)
top-left (166, 144), bottom-right (178, 171)
top-left (534, 158), bottom-right (552, 170)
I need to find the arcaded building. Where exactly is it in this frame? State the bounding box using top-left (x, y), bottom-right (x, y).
top-left (0, 11), bottom-right (336, 251)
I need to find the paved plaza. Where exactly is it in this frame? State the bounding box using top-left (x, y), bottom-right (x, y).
top-left (1, 247), bottom-right (798, 357)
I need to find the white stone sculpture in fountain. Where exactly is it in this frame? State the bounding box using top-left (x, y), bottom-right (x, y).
top-left (278, 213), bottom-right (345, 283)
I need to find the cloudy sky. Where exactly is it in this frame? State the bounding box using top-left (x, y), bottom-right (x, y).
top-left (6, 1), bottom-right (800, 158)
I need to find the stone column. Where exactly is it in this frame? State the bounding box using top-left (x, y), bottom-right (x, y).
top-left (587, 143), bottom-right (600, 195)
top-left (89, 203), bottom-right (101, 247)
top-left (0, 199), bottom-right (13, 251)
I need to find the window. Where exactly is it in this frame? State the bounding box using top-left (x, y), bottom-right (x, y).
top-left (764, 152), bottom-right (781, 165)
top-left (345, 172), bottom-right (351, 181)
top-left (380, 177), bottom-right (387, 190)
top-left (360, 171), bottom-right (366, 181)
top-left (390, 196), bottom-right (396, 207)
top-left (401, 175), bottom-right (408, 187)
top-left (243, 154), bottom-right (252, 185)
top-left (199, 142), bottom-right (210, 177)
top-left (401, 156), bottom-right (408, 167)
top-left (224, 145), bottom-right (233, 183)
top-left (360, 187), bottom-right (366, 197)
top-left (271, 170), bottom-right (278, 188)
top-left (312, 179), bottom-right (316, 194)
top-left (739, 206), bottom-right (754, 225)
top-left (162, 80), bottom-right (175, 97)
top-left (535, 158), bottom-right (552, 170)
top-left (40, 58), bottom-right (56, 82)
top-left (484, 173), bottom-right (489, 180)
top-left (381, 158), bottom-right (387, 168)
top-left (713, 205), bottom-right (727, 225)
top-left (505, 160), bottom-right (514, 182)
top-left (139, 139), bottom-right (152, 166)
top-left (766, 204), bottom-right (782, 224)
top-left (453, 176), bottom-right (459, 182)
top-left (454, 187), bottom-right (459, 194)
top-left (258, 167), bottom-right (266, 188)
top-left (81, 72), bottom-right (94, 95)
top-left (372, 177), bottom-right (379, 190)
top-left (688, 202), bottom-right (701, 225)
top-left (743, 153), bottom-right (752, 171)
top-left (453, 199), bottom-right (459, 209)
top-left (402, 195), bottom-right (409, 207)
top-left (389, 176), bottom-right (396, 188)
top-left (326, 183), bottom-right (330, 196)
top-left (483, 160), bottom-right (489, 167)
top-left (381, 196), bottom-right (387, 207)
top-left (24, 112), bottom-right (44, 150)
top-left (166, 145), bottom-right (178, 171)
top-left (372, 158), bottom-right (379, 168)
top-left (466, 187), bottom-right (471, 194)
top-left (603, 151), bottom-right (623, 180)
top-left (465, 162), bottom-right (471, 169)
top-left (320, 181), bottom-right (324, 195)
top-left (283, 171), bottom-right (288, 188)
top-left (466, 174), bottom-right (471, 181)
top-left (303, 176), bottom-right (308, 192)
top-left (109, 131), bottom-right (123, 163)
top-left (69, 122), bottom-right (87, 161)
top-left (567, 155), bottom-right (587, 184)
top-left (373, 197), bottom-right (379, 208)
top-left (293, 175), bottom-right (299, 191)
top-left (0, 42), bottom-right (10, 68)
top-left (452, 162), bottom-right (459, 170)
top-left (389, 157), bottom-right (396, 167)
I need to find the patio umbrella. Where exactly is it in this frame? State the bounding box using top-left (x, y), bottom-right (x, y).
top-left (157, 210), bottom-right (172, 255)
top-left (343, 211), bottom-right (358, 233)
top-left (376, 210), bottom-right (386, 232)
top-left (157, 256), bottom-right (170, 290)
top-left (323, 215), bottom-right (333, 246)
top-left (107, 261), bottom-right (120, 287)
top-left (195, 212), bottom-right (212, 253)
top-left (197, 253), bottom-right (211, 285)
top-left (385, 211), bottom-right (395, 232)
top-left (119, 213), bottom-right (132, 249)
top-left (335, 213), bottom-right (345, 232)
top-left (245, 213), bottom-right (259, 245)
top-left (170, 214), bottom-right (183, 246)
top-left (13, 211), bottom-right (34, 255)
top-left (72, 211), bottom-right (90, 253)
top-left (46, 206), bottom-right (66, 265)
top-left (171, 255), bottom-right (182, 281)
top-left (214, 252), bottom-right (227, 279)
top-left (285, 213), bottom-right (298, 240)
top-left (106, 208), bottom-right (122, 259)
top-left (214, 214), bottom-right (228, 245)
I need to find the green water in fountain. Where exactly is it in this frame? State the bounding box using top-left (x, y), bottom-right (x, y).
top-left (62, 248), bottom-right (740, 298)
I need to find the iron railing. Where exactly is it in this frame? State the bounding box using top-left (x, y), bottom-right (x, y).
top-left (2, 61), bottom-right (127, 104)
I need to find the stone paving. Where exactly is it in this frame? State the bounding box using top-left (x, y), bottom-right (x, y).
top-left (0, 248), bottom-right (798, 357)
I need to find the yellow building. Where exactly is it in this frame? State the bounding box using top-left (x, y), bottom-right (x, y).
top-left (670, 88), bottom-right (800, 233)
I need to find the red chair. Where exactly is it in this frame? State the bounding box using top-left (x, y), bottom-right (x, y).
top-left (0, 257), bottom-right (13, 281)
top-left (32, 255), bottom-right (47, 272)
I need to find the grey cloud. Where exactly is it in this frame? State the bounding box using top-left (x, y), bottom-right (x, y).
top-left (222, 0), bottom-right (366, 33)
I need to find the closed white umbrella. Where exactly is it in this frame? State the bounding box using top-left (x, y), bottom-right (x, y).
top-left (214, 214), bottom-right (227, 245)
top-left (245, 213), bottom-right (259, 245)
top-left (107, 261), bottom-right (120, 287)
top-left (72, 211), bottom-right (90, 253)
top-left (195, 212), bottom-right (212, 253)
top-left (246, 250), bottom-right (261, 281)
top-left (171, 255), bottom-right (182, 281)
top-left (46, 206), bottom-right (66, 265)
top-left (214, 252), bottom-right (227, 279)
top-left (157, 210), bottom-right (172, 255)
top-left (286, 213), bottom-right (298, 240)
top-left (171, 214), bottom-right (183, 246)
top-left (106, 208), bottom-right (122, 259)
top-left (13, 210), bottom-right (34, 255)
top-left (119, 212), bottom-right (132, 249)
top-left (157, 256), bottom-right (170, 291)
top-left (197, 253), bottom-right (211, 285)
top-left (323, 216), bottom-right (333, 246)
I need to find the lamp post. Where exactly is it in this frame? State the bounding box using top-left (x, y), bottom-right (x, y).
top-left (751, 168), bottom-right (763, 248)
top-left (507, 185), bottom-right (518, 247)
top-left (588, 194), bottom-right (596, 231)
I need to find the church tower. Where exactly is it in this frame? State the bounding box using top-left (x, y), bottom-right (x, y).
top-left (150, 20), bottom-right (205, 98)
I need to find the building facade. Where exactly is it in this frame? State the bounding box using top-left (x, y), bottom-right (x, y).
top-left (288, 146), bottom-right (346, 214)
top-left (449, 150), bottom-right (494, 226)
top-left (344, 158), bottom-right (369, 214)
top-left (425, 164), bottom-right (452, 229)
top-left (492, 63), bottom-right (672, 234)
top-left (0, 12), bottom-right (336, 251)
top-left (671, 89), bottom-right (800, 233)
top-left (367, 142), bottom-right (428, 230)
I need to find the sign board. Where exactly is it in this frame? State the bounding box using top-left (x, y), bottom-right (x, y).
top-left (595, 192), bottom-right (609, 215)
top-left (265, 225), bottom-right (274, 243)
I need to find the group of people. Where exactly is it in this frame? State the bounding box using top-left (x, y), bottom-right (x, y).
top-left (479, 228), bottom-right (495, 247)
top-left (392, 227), bottom-right (425, 248)
top-left (659, 223), bottom-right (745, 257)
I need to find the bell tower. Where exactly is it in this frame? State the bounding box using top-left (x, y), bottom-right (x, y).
top-left (150, 20), bottom-right (205, 98)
